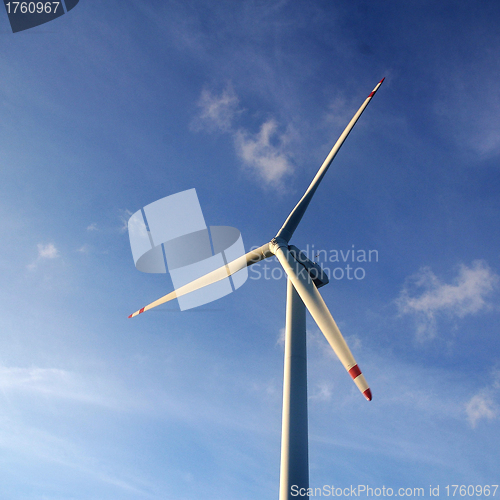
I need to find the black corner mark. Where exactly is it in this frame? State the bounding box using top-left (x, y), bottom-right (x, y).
top-left (64, 0), bottom-right (78, 12)
top-left (3, 0), bottom-right (79, 33)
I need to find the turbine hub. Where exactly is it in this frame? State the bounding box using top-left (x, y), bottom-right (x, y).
top-left (269, 237), bottom-right (288, 255)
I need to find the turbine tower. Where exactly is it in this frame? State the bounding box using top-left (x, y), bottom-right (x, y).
top-left (129, 78), bottom-right (385, 499)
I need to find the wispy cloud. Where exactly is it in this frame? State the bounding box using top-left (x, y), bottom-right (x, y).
top-left (309, 381), bottom-right (333, 402)
top-left (324, 94), bottom-right (360, 131)
top-left (193, 85), bottom-right (294, 188)
top-left (396, 260), bottom-right (499, 340)
top-left (0, 413), bottom-right (156, 498)
top-left (0, 366), bottom-right (114, 407)
top-left (434, 59), bottom-right (500, 158)
top-left (87, 223), bottom-right (98, 231)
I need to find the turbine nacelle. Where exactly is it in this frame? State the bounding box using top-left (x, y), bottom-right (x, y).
top-left (289, 245), bottom-right (329, 289)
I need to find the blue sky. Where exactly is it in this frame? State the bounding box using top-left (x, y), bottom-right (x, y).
top-left (1, 1), bottom-right (500, 498)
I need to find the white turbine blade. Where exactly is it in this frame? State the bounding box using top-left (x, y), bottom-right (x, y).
top-left (273, 242), bottom-right (372, 400)
top-left (276, 78), bottom-right (385, 242)
top-left (129, 242), bottom-right (273, 318)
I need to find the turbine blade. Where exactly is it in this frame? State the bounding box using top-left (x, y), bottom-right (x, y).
top-left (128, 243), bottom-right (273, 318)
top-left (276, 78), bottom-right (385, 242)
top-left (273, 242), bottom-right (372, 401)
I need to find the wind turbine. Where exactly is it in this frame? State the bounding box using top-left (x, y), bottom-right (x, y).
top-left (129, 78), bottom-right (385, 499)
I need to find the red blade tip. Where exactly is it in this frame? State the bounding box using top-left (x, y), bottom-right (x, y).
top-left (128, 314), bottom-right (133, 318)
top-left (363, 388), bottom-right (372, 401)
top-left (380, 77), bottom-right (385, 83)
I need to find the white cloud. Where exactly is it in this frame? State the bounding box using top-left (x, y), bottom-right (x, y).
top-left (309, 382), bottom-right (333, 402)
top-left (434, 63), bottom-right (500, 158)
top-left (86, 223), bottom-right (98, 231)
top-left (77, 245), bottom-right (90, 254)
top-left (276, 327), bottom-right (285, 348)
top-left (475, 129), bottom-right (500, 157)
top-left (27, 243), bottom-right (61, 269)
top-left (193, 85), bottom-right (294, 188)
top-left (397, 260), bottom-right (499, 340)
top-left (344, 334), bottom-right (362, 350)
top-left (324, 94), bottom-right (359, 130)
top-left (119, 209), bottom-right (134, 233)
top-left (465, 369), bottom-right (500, 428)
top-left (193, 84), bottom-right (240, 132)
top-left (234, 119), bottom-right (294, 188)
top-left (37, 243), bottom-right (60, 259)
top-left (247, 376), bottom-right (279, 402)
top-left (465, 392), bottom-right (498, 428)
